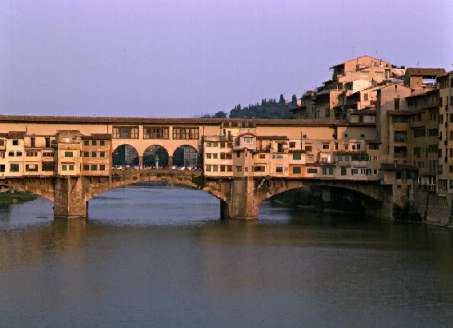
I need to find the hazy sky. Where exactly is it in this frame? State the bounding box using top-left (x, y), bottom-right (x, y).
top-left (1, 0), bottom-right (452, 117)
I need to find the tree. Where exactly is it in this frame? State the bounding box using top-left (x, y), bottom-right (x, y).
top-left (213, 111), bottom-right (227, 118)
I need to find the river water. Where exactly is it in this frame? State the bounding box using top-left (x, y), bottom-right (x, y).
top-left (0, 184), bottom-right (453, 328)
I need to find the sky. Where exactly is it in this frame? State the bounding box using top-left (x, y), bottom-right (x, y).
top-left (0, 0), bottom-right (452, 117)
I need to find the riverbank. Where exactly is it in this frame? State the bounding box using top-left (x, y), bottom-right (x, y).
top-left (0, 192), bottom-right (37, 207)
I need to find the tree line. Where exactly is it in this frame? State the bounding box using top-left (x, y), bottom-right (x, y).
top-left (202, 94), bottom-right (298, 119)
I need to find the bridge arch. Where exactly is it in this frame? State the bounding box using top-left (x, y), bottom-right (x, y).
top-left (253, 178), bottom-right (395, 220)
top-left (143, 145), bottom-right (169, 168)
top-left (86, 172), bottom-right (228, 204)
top-left (172, 145), bottom-right (200, 169)
top-left (112, 144), bottom-right (139, 168)
top-left (3, 178), bottom-right (55, 202)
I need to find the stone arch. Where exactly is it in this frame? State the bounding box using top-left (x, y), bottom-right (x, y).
top-left (143, 145), bottom-right (169, 169)
top-left (172, 145), bottom-right (199, 169)
top-left (255, 179), bottom-right (388, 204)
top-left (112, 144), bottom-right (139, 168)
top-left (86, 174), bottom-right (226, 204)
top-left (4, 178), bottom-right (55, 202)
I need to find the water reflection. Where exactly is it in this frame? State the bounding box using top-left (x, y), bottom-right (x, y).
top-left (1, 185), bottom-right (453, 327)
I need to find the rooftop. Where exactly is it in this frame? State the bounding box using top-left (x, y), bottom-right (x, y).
top-left (0, 115), bottom-right (375, 127)
top-left (405, 67), bottom-right (446, 77)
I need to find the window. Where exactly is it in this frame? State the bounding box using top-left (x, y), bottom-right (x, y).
top-left (30, 137), bottom-right (35, 148)
top-left (113, 126), bottom-right (139, 139)
top-left (25, 164), bottom-right (38, 172)
top-left (42, 162), bottom-right (54, 171)
top-left (341, 167), bottom-right (347, 176)
top-left (26, 150), bottom-right (38, 157)
top-left (259, 154), bottom-right (266, 159)
top-left (220, 165), bottom-right (226, 172)
top-left (10, 163), bottom-right (19, 172)
top-left (0, 139), bottom-right (4, 146)
top-left (83, 151), bottom-right (89, 157)
top-left (394, 131), bottom-right (407, 142)
top-left (91, 151), bottom-right (97, 158)
top-left (243, 136), bottom-right (254, 144)
top-left (305, 145), bottom-right (312, 152)
top-left (0, 164), bottom-right (4, 172)
top-left (227, 165), bottom-right (232, 172)
top-left (212, 165), bottom-right (218, 172)
top-left (307, 168), bottom-right (318, 174)
top-left (64, 151), bottom-right (73, 157)
top-left (100, 151), bottom-right (105, 158)
top-left (322, 167), bottom-right (334, 175)
top-left (100, 140), bottom-right (105, 146)
top-left (84, 140), bottom-right (89, 146)
top-left (69, 164), bottom-right (74, 171)
top-left (144, 126), bottom-right (169, 139)
top-left (83, 164), bottom-right (89, 170)
top-left (8, 151), bottom-right (14, 157)
top-left (12, 139), bottom-right (19, 146)
top-left (292, 166), bottom-right (301, 174)
top-left (206, 165), bottom-right (212, 172)
top-left (413, 127), bottom-right (426, 138)
top-left (236, 166), bottom-right (242, 172)
top-left (364, 93), bottom-right (369, 101)
top-left (172, 127), bottom-right (199, 140)
top-left (322, 144), bottom-right (329, 150)
top-left (276, 166), bottom-right (283, 173)
top-left (254, 166), bottom-right (265, 172)
top-left (206, 153), bottom-right (212, 159)
top-left (62, 164), bottom-right (67, 171)
top-left (16, 151), bottom-right (22, 157)
top-left (428, 128), bottom-right (438, 137)
top-left (292, 152), bottom-right (301, 160)
top-left (289, 142), bottom-right (296, 148)
top-left (91, 164), bottom-right (97, 171)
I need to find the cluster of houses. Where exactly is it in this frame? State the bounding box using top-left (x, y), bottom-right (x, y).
top-left (0, 131), bottom-right (112, 178)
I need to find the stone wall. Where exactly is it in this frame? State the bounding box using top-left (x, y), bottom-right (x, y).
top-left (414, 190), bottom-right (452, 226)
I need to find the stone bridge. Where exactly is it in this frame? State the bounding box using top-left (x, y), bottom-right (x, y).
top-left (4, 169), bottom-right (397, 220)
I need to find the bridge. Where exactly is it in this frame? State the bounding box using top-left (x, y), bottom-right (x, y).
top-left (0, 115), bottom-right (410, 220)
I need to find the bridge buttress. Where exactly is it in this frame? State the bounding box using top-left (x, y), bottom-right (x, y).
top-left (53, 176), bottom-right (88, 219)
top-left (220, 177), bottom-right (259, 220)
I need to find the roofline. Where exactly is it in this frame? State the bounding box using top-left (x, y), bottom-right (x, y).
top-left (0, 115), bottom-right (376, 128)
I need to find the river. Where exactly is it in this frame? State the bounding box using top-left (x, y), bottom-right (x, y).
top-left (1, 184), bottom-right (453, 327)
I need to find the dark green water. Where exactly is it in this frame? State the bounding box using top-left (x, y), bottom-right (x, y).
top-left (1, 185), bottom-right (453, 328)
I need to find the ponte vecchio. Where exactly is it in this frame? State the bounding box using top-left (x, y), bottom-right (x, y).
top-left (0, 114), bottom-right (408, 220)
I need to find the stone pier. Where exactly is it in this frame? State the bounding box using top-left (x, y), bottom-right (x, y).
top-left (53, 177), bottom-right (88, 219)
